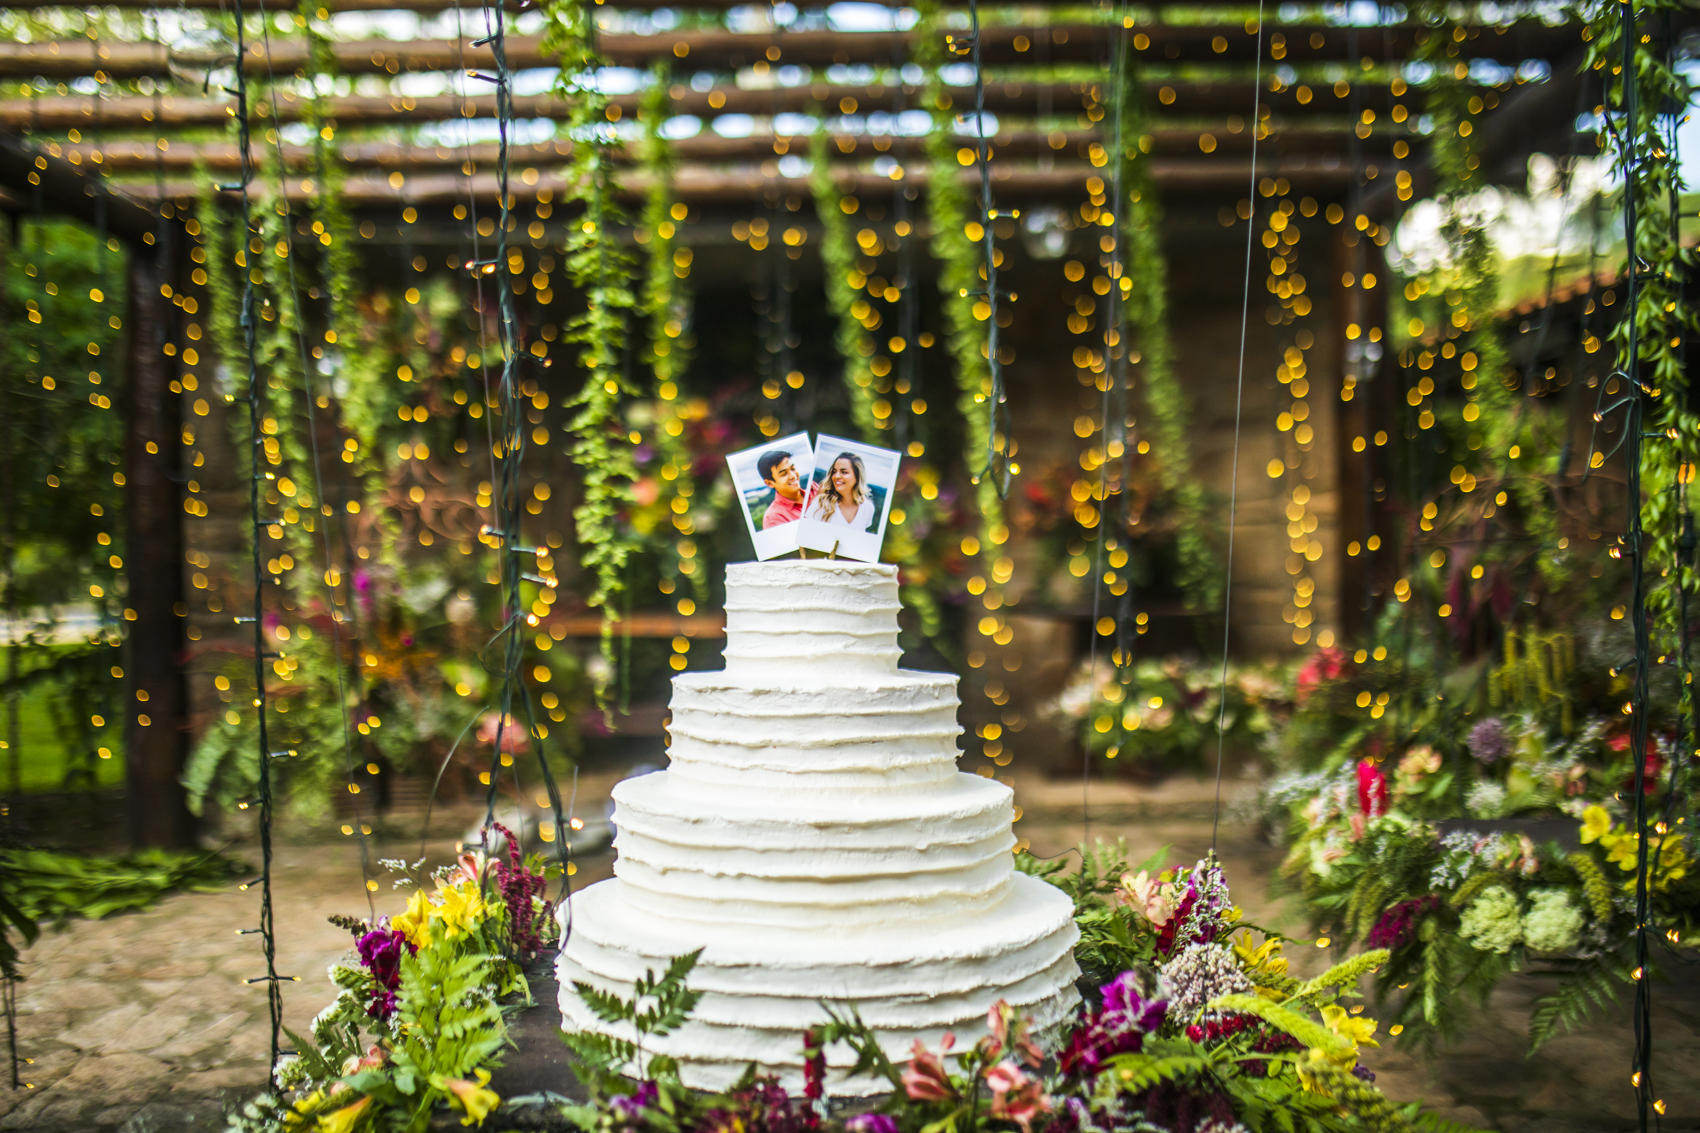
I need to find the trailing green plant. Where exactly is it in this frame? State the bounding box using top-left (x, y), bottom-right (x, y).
top-left (0, 846), bottom-right (241, 926)
top-left (1396, 7), bottom-right (1568, 593)
top-left (637, 67), bottom-right (704, 603)
top-left (1579, 0), bottom-right (1698, 644)
top-left (542, 0), bottom-right (639, 707)
top-left (914, 0), bottom-right (1005, 583)
top-left (1111, 64), bottom-right (1217, 609)
top-left (808, 130), bottom-right (880, 438)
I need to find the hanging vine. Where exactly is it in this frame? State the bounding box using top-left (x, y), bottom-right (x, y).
top-left (915, 0), bottom-right (1012, 651)
top-left (1112, 66), bottom-right (1217, 610)
top-left (542, 0), bottom-right (638, 705)
top-left (1582, 2), bottom-right (1696, 638)
top-left (638, 69), bottom-right (704, 605)
top-left (1407, 9), bottom-right (1564, 588)
top-left (808, 128), bottom-right (880, 437)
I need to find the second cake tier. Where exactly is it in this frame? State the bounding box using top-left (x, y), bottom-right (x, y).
top-left (610, 765), bottom-right (1020, 929)
top-left (665, 669), bottom-right (963, 791)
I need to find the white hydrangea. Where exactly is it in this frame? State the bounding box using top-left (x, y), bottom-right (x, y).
top-left (1459, 885), bottom-right (1523, 954)
top-left (1465, 780), bottom-right (1507, 819)
top-left (1523, 888), bottom-right (1584, 953)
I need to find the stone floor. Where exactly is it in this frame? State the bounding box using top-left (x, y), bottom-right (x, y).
top-left (2, 777), bottom-right (1695, 1132)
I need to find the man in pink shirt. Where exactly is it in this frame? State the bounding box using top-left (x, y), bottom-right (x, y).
top-left (758, 448), bottom-right (805, 529)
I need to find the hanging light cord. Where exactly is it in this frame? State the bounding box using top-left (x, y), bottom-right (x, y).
top-left (223, 0), bottom-right (287, 1082)
top-left (1212, 1), bottom-right (1264, 852)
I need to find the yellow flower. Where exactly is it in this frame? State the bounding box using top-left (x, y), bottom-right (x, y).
top-left (433, 879), bottom-right (487, 940)
top-left (392, 888), bottom-right (434, 950)
top-left (1231, 929), bottom-right (1288, 980)
top-left (317, 1095), bottom-right (372, 1133)
top-left (1605, 834), bottom-right (1640, 872)
top-left (1580, 806), bottom-right (1613, 845)
top-left (1320, 1004), bottom-right (1379, 1062)
top-left (436, 1068), bottom-right (500, 1127)
top-left (1296, 1048), bottom-right (1335, 1094)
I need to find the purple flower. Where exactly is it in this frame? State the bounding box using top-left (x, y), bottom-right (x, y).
top-left (1467, 718), bottom-right (1511, 765)
top-left (846, 1116), bottom-right (898, 1133)
top-left (1059, 972), bottom-right (1168, 1076)
top-left (1367, 896), bottom-right (1440, 950)
top-left (1099, 971), bottom-right (1168, 1034)
top-left (355, 928), bottom-right (413, 1021)
top-left (611, 1080), bottom-right (660, 1125)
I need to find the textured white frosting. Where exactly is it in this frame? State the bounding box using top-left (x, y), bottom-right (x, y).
top-left (558, 560), bottom-right (1079, 1093)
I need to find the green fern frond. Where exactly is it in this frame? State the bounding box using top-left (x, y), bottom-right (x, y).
top-left (1292, 950), bottom-right (1391, 1005)
top-left (1206, 994), bottom-right (1350, 1057)
top-left (1526, 960), bottom-right (1628, 1054)
top-left (1098, 1053), bottom-right (1211, 1093)
top-left (1346, 876), bottom-right (1389, 944)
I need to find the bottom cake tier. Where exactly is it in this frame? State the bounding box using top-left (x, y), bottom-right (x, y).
top-left (556, 873), bottom-right (1081, 1093)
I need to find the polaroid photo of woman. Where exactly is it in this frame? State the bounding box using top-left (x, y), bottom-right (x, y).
top-left (798, 434), bottom-right (902, 562)
top-left (726, 431), bottom-right (813, 559)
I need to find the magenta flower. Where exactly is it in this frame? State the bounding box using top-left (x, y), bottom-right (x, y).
top-left (1059, 973), bottom-right (1167, 1076)
top-left (355, 927), bottom-right (413, 1021)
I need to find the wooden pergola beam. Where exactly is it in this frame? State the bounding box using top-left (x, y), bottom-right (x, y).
top-left (0, 77), bottom-right (1450, 130)
top-left (0, 21), bottom-right (1581, 80)
top-left (0, 130), bottom-right (162, 240)
top-left (54, 125), bottom-right (1411, 173)
top-left (118, 157), bottom-right (1393, 206)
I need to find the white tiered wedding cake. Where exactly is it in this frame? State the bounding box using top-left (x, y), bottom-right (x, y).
top-left (557, 560), bottom-right (1079, 1092)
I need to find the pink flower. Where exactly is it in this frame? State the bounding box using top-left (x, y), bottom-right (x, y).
top-left (900, 1035), bottom-right (957, 1102)
top-left (986, 1062), bottom-right (1050, 1133)
top-left (984, 1000), bottom-right (1042, 1068)
top-left (1119, 871), bottom-right (1177, 927)
top-left (478, 712), bottom-right (530, 754)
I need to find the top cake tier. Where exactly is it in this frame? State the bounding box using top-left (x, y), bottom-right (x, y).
top-left (723, 560), bottom-right (902, 680)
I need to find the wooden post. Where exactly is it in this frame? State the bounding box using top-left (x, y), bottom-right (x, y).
top-left (121, 225), bottom-right (194, 849)
top-left (1332, 220), bottom-right (1391, 641)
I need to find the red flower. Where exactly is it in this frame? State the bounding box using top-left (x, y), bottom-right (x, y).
top-left (1356, 759), bottom-right (1389, 820)
top-left (1610, 731), bottom-right (1667, 794)
top-left (1296, 647), bottom-right (1350, 704)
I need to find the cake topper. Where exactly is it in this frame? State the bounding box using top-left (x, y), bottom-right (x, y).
top-left (727, 433), bottom-right (903, 563)
top-left (726, 431), bottom-right (813, 559)
top-left (797, 434), bottom-right (901, 563)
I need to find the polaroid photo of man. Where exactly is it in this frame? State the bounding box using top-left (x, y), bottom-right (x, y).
top-left (797, 434), bottom-right (902, 563)
top-left (726, 432), bottom-right (813, 559)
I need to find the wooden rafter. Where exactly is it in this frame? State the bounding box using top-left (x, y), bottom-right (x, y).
top-left (0, 77), bottom-right (1449, 130)
top-left (0, 21), bottom-right (1583, 79)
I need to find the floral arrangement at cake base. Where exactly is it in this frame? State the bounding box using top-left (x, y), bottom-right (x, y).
top-left (536, 845), bottom-right (1480, 1133)
top-left (223, 826), bottom-right (556, 1133)
top-left (1264, 636), bottom-right (1698, 1050)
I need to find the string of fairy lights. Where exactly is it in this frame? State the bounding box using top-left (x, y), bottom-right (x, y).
top-left (224, 0), bottom-right (290, 1079)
